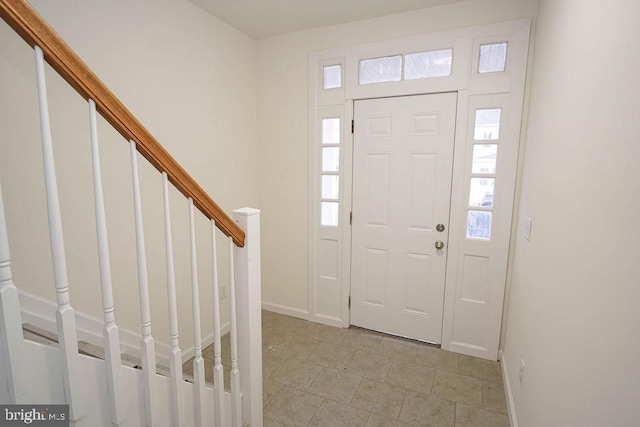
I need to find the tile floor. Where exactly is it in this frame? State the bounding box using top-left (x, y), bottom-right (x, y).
top-left (184, 310), bottom-right (509, 427)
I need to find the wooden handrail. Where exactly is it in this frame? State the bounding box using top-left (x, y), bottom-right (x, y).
top-left (0, 0), bottom-right (245, 247)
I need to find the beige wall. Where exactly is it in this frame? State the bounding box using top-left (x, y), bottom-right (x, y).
top-left (257, 0), bottom-right (539, 314)
top-left (0, 0), bottom-right (259, 355)
top-left (502, 0), bottom-right (640, 424)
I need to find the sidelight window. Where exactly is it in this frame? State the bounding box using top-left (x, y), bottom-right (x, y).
top-left (467, 108), bottom-right (503, 240)
top-left (320, 117), bottom-right (341, 226)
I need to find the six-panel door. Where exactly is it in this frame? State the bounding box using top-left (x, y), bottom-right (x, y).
top-left (351, 92), bottom-right (457, 343)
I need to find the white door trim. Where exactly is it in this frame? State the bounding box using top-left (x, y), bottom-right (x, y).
top-left (308, 19), bottom-right (531, 360)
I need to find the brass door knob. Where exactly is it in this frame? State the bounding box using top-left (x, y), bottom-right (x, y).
top-left (435, 241), bottom-right (444, 250)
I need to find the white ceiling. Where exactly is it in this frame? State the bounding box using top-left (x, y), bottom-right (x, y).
top-left (188, 0), bottom-right (469, 39)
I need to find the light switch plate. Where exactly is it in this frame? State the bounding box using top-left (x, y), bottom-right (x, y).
top-left (523, 217), bottom-right (532, 241)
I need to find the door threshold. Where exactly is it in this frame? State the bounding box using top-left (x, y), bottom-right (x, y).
top-left (349, 324), bottom-right (442, 347)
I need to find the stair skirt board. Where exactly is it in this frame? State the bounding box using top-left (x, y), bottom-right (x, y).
top-left (23, 339), bottom-right (233, 426)
top-left (17, 289), bottom-right (230, 367)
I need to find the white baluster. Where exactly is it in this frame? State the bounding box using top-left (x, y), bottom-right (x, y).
top-left (188, 199), bottom-right (205, 427)
top-left (228, 237), bottom-right (242, 427)
top-left (89, 99), bottom-right (126, 425)
top-left (0, 180), bottom-right (30, 404)
top-left (162, 172), bottom-right (182, 427)
top-left (34, 45), bottom-right (85, 421)
top-left (210, 221), bottom-right (224, 427)
top-left (129, 140), bottom-right (156, 427)
top-left (232, 208), bottom-right (263, 426)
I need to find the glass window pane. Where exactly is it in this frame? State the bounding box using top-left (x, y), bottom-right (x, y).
top-left (472, 144), bottom-right (497, 174)
top-left (323, 65), bottom-right (342, 89)
top-left (469, 178), bottom-right (495, 207)
top-left (479, 42), bottom-right (507, 73)
top-left (404, 49), bottom-right (453, 80)
top-left (474, 108), bottom-right (501, 140)
top-left (359, 55), bottom-right (402, 85)
top-left (321, 202), bottom-right (339, 226)
top-left (322, 147), bottom-right (340, 172)
top-left (467, 210), bottom-right (492, 240)
top-left (322, 118), bottom-right (340, 144)
top-left (322, 175), bottom-right (339, 200)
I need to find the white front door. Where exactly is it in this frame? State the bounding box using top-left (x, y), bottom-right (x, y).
top-left (350, 93), bottom-right (457, 343)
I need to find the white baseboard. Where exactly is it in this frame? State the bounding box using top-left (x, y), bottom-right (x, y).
top-left (499, 350), bottom-right (519, 427)
top-left (18, 289), bottom-right (171, 367)
top-left (181, 322), bottom-right (230, 363)
top-left (261, 301), bottom-right (308, 320)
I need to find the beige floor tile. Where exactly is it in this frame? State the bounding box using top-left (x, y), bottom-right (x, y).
top-left (262, 321), bottom-right (286, 336)
top-left (308, 342), bottom-right (356, 370)
top-left (276, 316), bottom-right (317, 336)
top-left (201, 333), bottom-right (231, 366)
top-left (482, 381), bottom-right (507, 414)
top-left (223, 339), bottom-right (233, 366)
top-left (340, 328), bottom-right (384, 352)
top-left (271, 357), bottom-right (323, 390)
top-left (345, 350), bottom-right (392, 382)
top-left (263, 378), bottom-right (284, 408)
top-left (350, 378), bottom-right (406, 419)
top-left (456, 355), bottom-right (502, 384)
top-left (307, 366), bottom-right (362, 402)
top-left (264, 386), bottom-right (323, 426)
top-left (262, 328), bottom-right (290, 353)
top-left (308, 399), bottom-right (370, 427)
top-left (310, 323), bottom-right (350, 342)
top-left (183, 357), bottom-right (210, 382)
top-left (454, 403), bottom-right (509, 427)
top-left (260, 311), bottom-right (511, 427)
top-left (414, 346), bottom-right (459, 371)
top-left (431, 370), bottom-right (482, 408)
top-left (182, 358), bottom-right (194, 375)
top-left (263, 417), bottom-right (283, 427)
top-left (366, 414), bottom-right (413, 427)
top-left (385, 359), bottom-right (435, 395)
top-left (201, 343), bottom-right (215, 360)
top-left (262, 310), bottom-right (285, 328)
top-left (277, 334), bottom-right (322, 360)
top-left (376, 337), bottom-right (419, 362)
top-left (203, 362), bottom-right (231, 391)
top-left (263, 349), bottom-right (288, 378)
top-left (398, 390), bottom-right (455, 427)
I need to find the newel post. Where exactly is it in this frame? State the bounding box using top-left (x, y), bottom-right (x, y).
top-left (232, 208), bottom-right (263, 426)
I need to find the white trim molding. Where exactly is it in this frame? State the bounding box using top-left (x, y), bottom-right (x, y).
top-left (262, 301), bottom-right (309, 321)
top-left (500, 350), bottom-right (519, 427)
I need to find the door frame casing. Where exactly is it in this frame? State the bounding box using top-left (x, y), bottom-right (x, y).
top-left (308, 19), bottom-right (531, 360)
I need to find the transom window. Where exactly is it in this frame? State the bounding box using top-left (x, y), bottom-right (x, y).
top-left (347, 48), bottom-right (454, 86)
top-left (323, 65), bottom-right (342, 89)
top-left (478, 42), bottom-right (508, 73)
top-left (359, 55), bottom-right (402, 85)
top-left (404, 49), bottom-right (453, 80)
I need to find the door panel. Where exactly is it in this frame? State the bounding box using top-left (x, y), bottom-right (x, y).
top-left (351, 93), bottom-right (457, 343)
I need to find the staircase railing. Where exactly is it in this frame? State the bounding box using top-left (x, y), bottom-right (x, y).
top-left (0, 0), bottom-right (263, 426)
top-left (0, 0), bottom-right (244, 246)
